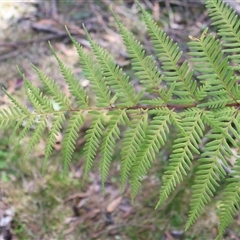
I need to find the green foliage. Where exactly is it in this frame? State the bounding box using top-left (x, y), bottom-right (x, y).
top-left (1, 0), bottom-right (240, 238)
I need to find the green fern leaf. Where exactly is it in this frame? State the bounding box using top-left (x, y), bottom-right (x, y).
top-left (188, 31), bottom-right (237, 105)
top-left (157, 108), bottom-right (204, 208)
top-left (218, 158), bottom-right (240, 238)
top-left (83, 26), bottom-right (137, 106)
top-left (112, 10), bottom-right (164, 97)
top-left (0, 0), bottom-right (239, 235)
top-left (49, 43), bottom-right (89, 108)
top-left (66, 29), bottom-right (111, 107)
top-left (24, 79), bottom-right (53, 113)
top-left (9, 117), bottom-right (26, 144)
top-left (43, 112), bottom-right (66, 173)
top-left (17, 116), bottom-right (36, 144)
top-left (83, 112), bottom-right (105, 183)
top-left (0, 107), bottom-right (25, 129)
top-left (62, 111), bottom-right (84, 175)
top-left (120, 110), bottom-right (148, 191)
top-left (186, 108), bottom-right (239, 229)
top-left (32, 65), bottom-right (71, 109)
top-left (206, 0), bottom-right (240, 66)
top-left (100, 110), bottom-right (126, 189)
top-left (24, 115), bottom-right (47, 160)
top-left (139, 6), bottom-right (196, 104)
top-left (2, 88), bottom-right (30, 115)
top-left (130, 108), bottom-right (171, 200)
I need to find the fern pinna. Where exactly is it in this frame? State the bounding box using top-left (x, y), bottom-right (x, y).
top-left (0, 0), bottom-right (240, 237)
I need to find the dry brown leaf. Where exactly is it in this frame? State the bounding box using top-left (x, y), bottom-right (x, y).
top-left (153, 1), bottom-right (160, 21)
top-left (31, 19), bottom-right (64, 34)
top-left (64, 192), bottom-right (91, 203)
top-left (106, 196), bottom-right (122, 213)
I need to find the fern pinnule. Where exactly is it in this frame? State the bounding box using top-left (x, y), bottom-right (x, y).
top-left (112, 10), bottom-right (163, 97)
top-left (2, 88), bottom-right (30, 115)
top-left (83, 112), bottom-right (105, 183)
top-left (100, 110), bottom-right (126, 189)
top-left (9, 116), bottom-right (26, 144)
top-left (43, 112), bottom-right (66, 173)
top-left (186, 108), bottom-right (239, 229)
top-left (206, 0), bottom-right (240, 67)
top-left (83, 26), bottom-right (137, 107)
top-left (120, 111), bottom-right (148, 191)
top-left (66, 29), bottom-right (111, 107)
top-left (24, 85), bottom-right (42, 113)
top-left (24, 79), bottom-right (53, 113)
top-left (49, 43), bottom-right (89, 109)
top-left (32, 65), bottom-right (71, 110)
top-left (199, 95), bottom-right (232, 108)
top-left (168, 110), bottom-right (186, 136)
top-left (214, 108), bottom-right (240, 147)
top-left (194, 79), bottom-right (212, 101)
top-left (139, 5), bottom-right (196, 104)
top-left (62, 111), bottom-right (84, 175)
top-left (140, 97), bottom-right (165, 106)
top-left (186, 156), bottom-right (224, 230)
top-left (23, 116), bottom-right (47, 160)
top-left (130, 109), bottom-right (171, 200)
top-left (141, 81), bottom-right (176, 105)
top-left (17, 116), bottom-right (36, 144)
top-left (0, 107), bottom-right (24, 129)
top-left (17, 66), bottom-right (53, 113)
top-left (189, 32), bottom-right (237, 106)
top-left (156, 109), bottom-right (204, 208)
top-left (218, 158), bottom-right (240, 239)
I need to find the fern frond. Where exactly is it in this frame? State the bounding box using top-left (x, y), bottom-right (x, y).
top-left (62, 111), bottom-right (84, 175)
top-left (157, 108), bottom-right (204, 208)
top-left (83, 112), bottom-right (105, 183)
top-left (49, 43), bottom-right (89, 108)
top-left (83, 26), bottom-right (138, 106)
top-left (66, 29), bottom-right (112, 107)
top-left (32, 65), bottom-right (71, 109)
top-left (0, 0), bottom-right (239, 235)
top-left (139, 5), bottom-right (196, 104)
top-left (100, 110), bottom-right (126, 189)
top-left (130, 108), bottom-right (171, 200)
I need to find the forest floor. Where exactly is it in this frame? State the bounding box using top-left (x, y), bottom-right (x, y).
top-left (0, 1), bottom-right (240, 239)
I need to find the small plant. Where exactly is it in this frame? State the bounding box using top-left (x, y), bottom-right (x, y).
top-left (0, 0), bottom-right (240, 238)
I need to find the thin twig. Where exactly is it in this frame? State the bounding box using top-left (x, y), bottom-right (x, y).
top-left (0, 49), bottom-right (21, 61)
top-left (0, 33), bottom-right (69, 48)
